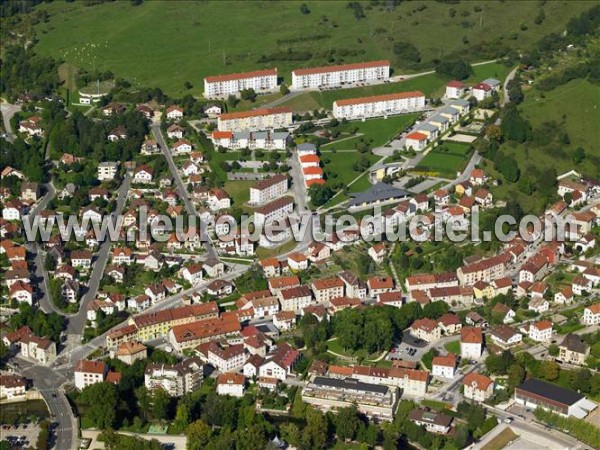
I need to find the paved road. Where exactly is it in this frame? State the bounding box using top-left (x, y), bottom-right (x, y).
top-left (502, 66), bottom-right (519, 107)
top-left (24, 182), bottom-right (58, 315)
top-left (52, 264), bottom-right (251, 368)
top-left (0, 101), bottom-right (21, 142)
top-left (66, 175), bottom-right (132, 336)
top-left (476, 407), bottom-right (586, 450)
top-left (19, 363), bottom-right (77, 450)
top-left (151, 123), bottom-right (218, 260)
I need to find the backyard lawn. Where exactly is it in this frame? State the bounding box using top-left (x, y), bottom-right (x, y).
top-left (415, 141), bottom-right (473, 177)
top-left (444, 340), bottom-right (461, 354)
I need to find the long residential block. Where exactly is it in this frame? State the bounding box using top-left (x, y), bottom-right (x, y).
top-left (291, 60), bottom-right (390, 90)
top-left (333, 91), bottom-right (426, 120)
top-left (204, 68), bottom-right (278, 99)
top-left (217, 107), bottom-right (293, 132)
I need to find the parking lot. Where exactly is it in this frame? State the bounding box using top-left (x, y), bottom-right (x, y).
top-left (386, 334), bottom-right (429, 362)
top-left (0, 422), bottom-right (40, 448)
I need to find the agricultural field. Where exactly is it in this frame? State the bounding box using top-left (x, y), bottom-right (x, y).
top-left (415, 141), bottom-right (473, 177)
top-left (30, 1), bottom-right (590, 96)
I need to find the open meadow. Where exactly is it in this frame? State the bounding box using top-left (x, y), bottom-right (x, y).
top-left (415, 141), bottom-right (473, 177)
top-left (31, 1), bottom-right (591, 96)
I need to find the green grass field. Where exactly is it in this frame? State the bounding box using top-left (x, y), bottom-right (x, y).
top-left (31, 1), bottom-right (591, 96)
top-left (489, 78), bottom-right (600, 214)
top-left (282, 62), bottom-right (512, 111)
top-left (224, 180), bottom-right (254, 207)
top-left (415, 141), bottom-right (473, 177)
top-left (321, 150), bottom-right (379, 186)
top-left (444, 340), bottom-right (460, 354)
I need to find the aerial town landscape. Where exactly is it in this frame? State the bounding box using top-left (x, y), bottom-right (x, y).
top-left (0, 1), bottom-right (599, 449)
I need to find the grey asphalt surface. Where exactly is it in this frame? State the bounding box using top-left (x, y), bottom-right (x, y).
top-left (66, 175), bottom-right (132, 337)
top-left (151, 123), bottom-right (218, 260)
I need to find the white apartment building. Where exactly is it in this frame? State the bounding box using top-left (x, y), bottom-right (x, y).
top-left (201, 342), bottom-right (247, 372)
top-left (211, 130), bottom-right (289, 150)
top-left (217, 372), bottom-right (245, 397)
top-left (431, 354), bottom-right (456, 379)
top-left (291, 60), bottom-right (390, 90)
top-left (144, 358), bottom-right (203, 397)
top-left (204, 68), bottom-right (278, 99)
top-left (0, 374), bottom-right (27, 400)
top-left (74, 360), bottom-right (108, 390)
top-left (249, 174), bottom-right (288, 205)
top-left (332, 90), bottom-right (425, 120)
top-left (253, 196), bottom-right (293, 226)
top-left (463, 372), bottom-right (494, 403)
top-left (311, 277), bottom-right (345, 305)
top-left (277, 285), bottom-right (313, 312)
top-left (529, 321), bottom-right (553, 342)
top-left (582, 303), bottom-right (600, 325)
top-left (460, 327), bottom-right (483, 360)
top-left (217, 107), bottom-right (293, 132)
top-left (97, 162), bottom-right (119, 181)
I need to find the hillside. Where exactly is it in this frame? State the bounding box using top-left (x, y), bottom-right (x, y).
top-left (30, 0), bottom-right (592, 96)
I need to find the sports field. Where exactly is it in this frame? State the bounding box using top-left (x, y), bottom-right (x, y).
top-left (415, 142), bottom-right (473, 177)
top-left (31, 1), bottom-right (591, 96)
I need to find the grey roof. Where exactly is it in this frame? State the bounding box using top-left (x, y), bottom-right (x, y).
top-left (348, 182), bottom-right (410, 207)
top-left (234, 131), bottom-right (251, 140)
top-left (313, 376), bottom-right (389, 395)
top-left (297, 143), bottom-right (316, 152)
top-left (517, 379), bottom-right (583, 406)
top-left (271, 132), bottom-right (290, 140)
top-left (99, 161), bottom-right (119, 168)
top-left (430, 114), bottom-right (449, 124)
top-left (449, 99), bottom-right (470, 107)
top-left (482, 78), bottom-right (501, 87)
top-left (439, 106), bottom-right (460, 115)
top-left (253, 131), bottom-right (268, 140)
top-left (559, 334), bottom-right (589, 354)
top-left (415, 123), bottom-right (439, 133)
top-left (409, 409), bottom-right (453, 427)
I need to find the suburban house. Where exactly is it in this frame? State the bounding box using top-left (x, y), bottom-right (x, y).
top-left (463, 372), bottom-right (494, 402)
top-left (460, 327), bottom-right (483, 360)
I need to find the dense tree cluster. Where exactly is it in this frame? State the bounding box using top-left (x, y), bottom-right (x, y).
top-left (435, 58), bottom-right (473, 80)
top-left (9, 303), bottom-right (65, 343)
top-left (0, 46), bottom-right (60, 99)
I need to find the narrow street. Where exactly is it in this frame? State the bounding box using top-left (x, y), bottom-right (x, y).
top-left (66, 175), bottom-right (132, 336)
top-left (151, 123), bottom-right (218, 260)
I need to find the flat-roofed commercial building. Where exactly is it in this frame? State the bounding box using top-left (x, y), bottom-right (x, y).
top-left (204, 68), bottom-right (278, 98)
top-left (333, 91), bottom-right (425, 120)
top-left (302, 376), bottom-right (399, 421)
top-left (292, 60), bottom-right (390, 90)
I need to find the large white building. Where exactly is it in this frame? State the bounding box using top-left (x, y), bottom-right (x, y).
top-left (144, 358), bottom-right (204, 397)
top-left (249, 174), bottom-right (288, 205)
top-left (291, 60), bottom-right (390, 90)
top-left (211, 130), bottom-right (289, 150)
top-left (333, 91), bottom-right (426, 120)
top-left (217, 107), bottom-right (293, 132)
top-left (254, 196), bottom-right (294, 226)
top-left (204, 68), bottom-right (278, 99)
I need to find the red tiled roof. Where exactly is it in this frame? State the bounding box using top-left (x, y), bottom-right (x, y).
top-left (293, 60), bottom-right (390, 76)
top-left (406, 131), bottom-right (428, 141)
top-left (335, 90), bottom-right (424, 107)
top-left (206, 68), bottom-right (277, 83)
top-left (218, 106), bottom-right (291, 121)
